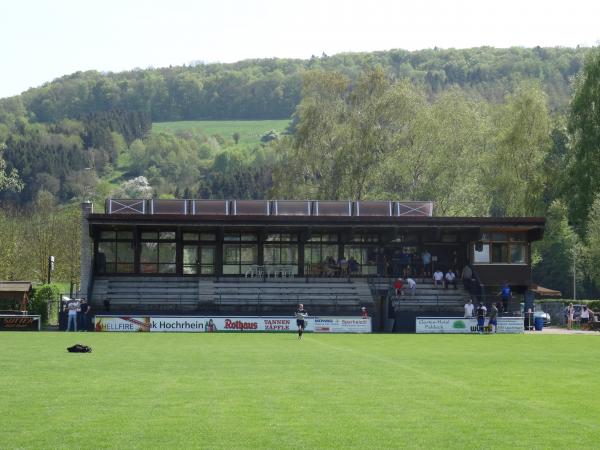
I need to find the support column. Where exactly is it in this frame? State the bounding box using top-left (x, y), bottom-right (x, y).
top-left (79, 202), bottom-right (93, 299)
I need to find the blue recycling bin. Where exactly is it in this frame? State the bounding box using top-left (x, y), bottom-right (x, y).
top-left (534, 316), bottom-right (544, 331)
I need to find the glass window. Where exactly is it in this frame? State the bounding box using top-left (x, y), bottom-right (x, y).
top-left (475, 232), bottom-right (528, 265)
top-left (491, 232), bottom-right (508, 241)
top-left (100, 231), bottom-right (116, 239)
top-left (140, 242), bottom-right (158, 273)
top-left (200, 233), bottom-right (216, 241)
top-left (345, 245), bottom-right (377, 275)
top-left (183, 232), bottom-right (199, 241)
top-left (224, 232), bottom-right (257, 242)
top-left (183, 245), bottom-right (198, 275)
top-left (510, 244), bottom-right (526, 263)
top-left (491, 243), bottom-right (509, 263)
top-left (309, 233), bottom-right (338, 242)
top-left (473, 244), bottom-right (490, 264)
top-left (97, 229), bottom-right (134, 273)
top-left (442, 233), bottom-right (457, 243)
top-left (159, 231), bottom-right (176, 240)
top-left (141, 232), bottom-right (158, 240)
top-left (200, 247), bottom-right (215, 274)
top-left (158, 243), bottom-right (176, 273)
top-left (116, 242), bottom-right (134, 273)
top-left (223, 243), bottom-right (257, 274)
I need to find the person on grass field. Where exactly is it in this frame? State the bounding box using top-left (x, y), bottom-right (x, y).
top-left (295, 303), bottom-right (308, 339)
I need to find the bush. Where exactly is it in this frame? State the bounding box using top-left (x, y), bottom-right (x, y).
top-left (30, 284), bottom-right (60, 325)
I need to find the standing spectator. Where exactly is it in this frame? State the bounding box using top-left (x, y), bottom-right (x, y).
top-left (498, 282), bottom-right (512, 313)
top-left (361, 307), bottom-right (368, 319)
top-left (402, 264), bottom-right (413, 279)
top-left (580, 305), bottom-right (590, 330)
top-left (348, 255), bottom-right (359, 275)
top-left (79, 298), bottom-right (91, 331)
top-left (525, 308), bottom-right (534, 331)
top-left (476, 303), bottom-right (486, 334)
top-left (464, 299), bottom-right (474, 318)
top-left (444, 269), bottom-right (457, 289)
top-left (393, 278), bottom-right (404, 297)
top-left (489, 303), bottom-right (499, 333)
top-left (421, 249), bottom-right (432, 278)
top-left (433, 269), bottom-right (444, 288)
top-left (566, 303), bottom-right (574, 330)
top-left (66, 299), bottom-right (79, 332)
top-left (406, 278), bottom-right (417, 296)
top-left (461, 265), bottom-right (473, 291)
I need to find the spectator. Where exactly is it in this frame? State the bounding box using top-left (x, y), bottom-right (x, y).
top-left (361, 307), bottom-right (368, 319)
top-left (66, 300), bottom-right (79, 332)
top-left (525, 308), bottom-right (534, 330)
top-left (464, 299), bottom-right (474, 318)
top-left (433, 269), bottom-right (444, 288)
top-left (461, 265), bottom-right (473, 291)
top-left (580, 305), bottom-right (590, 330)
top-left (403, 264), bottom-right (413, 279)
top-left (476, 303), bottom-right (486, 333)
top-left (393, 278), bottom-right (404, 297)
top-left (79, 298), bottom-right (91, 331)
top-left (406, 278), bottom-right (417, 296)
top-left (444, 269), bottom-right (457, 289)
top-left (348, 256), bottom-right (359, 275)
top-left (421, 249), bottom-right (432, 278)
top-left (565, 303), bottom-right (574, 330)
top-left (489, 303), bottom-right (499, 333)
top-left (498, 282), bottom-right (512, 313)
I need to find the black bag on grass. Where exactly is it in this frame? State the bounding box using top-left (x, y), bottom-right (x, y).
top-left (67, 344), bottom-right (92, 353)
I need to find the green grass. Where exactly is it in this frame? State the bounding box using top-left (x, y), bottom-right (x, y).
top-left (2, 333), bottom-right (599, 449)
top-left (152, 119), bottom-right (290, 144)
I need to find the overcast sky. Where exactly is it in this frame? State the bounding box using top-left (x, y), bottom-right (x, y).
top-left (1, 0), bottom-right (599, 98)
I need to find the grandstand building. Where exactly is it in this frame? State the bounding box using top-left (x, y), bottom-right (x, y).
top-left (80, 199), bottom-right (545, 331)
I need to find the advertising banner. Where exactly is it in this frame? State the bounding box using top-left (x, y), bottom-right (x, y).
top-left (0, 315), bottom-right (41, 331)
top-left (313, 317), bottom-right (372, 333)
top-left (416, 317), bottom-right (523, 334)
top-left (94, 316), bottom-right (371, 333)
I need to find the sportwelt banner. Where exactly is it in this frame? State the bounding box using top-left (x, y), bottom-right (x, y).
top-left (94, 316), bottom-right (372, 333)
top-left (415, 317), bottom-right (524, 334)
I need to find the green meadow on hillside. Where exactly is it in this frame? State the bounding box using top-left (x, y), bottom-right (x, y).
top-left (1, 332), bottom-right (598, 449)
top-left (152, 119), bottom-right (290, 145)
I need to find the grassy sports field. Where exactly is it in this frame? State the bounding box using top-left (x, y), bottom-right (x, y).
top-left (1, 333), bottom-right (599, 449)
top-left (152, 119), bottom-right (290, 145)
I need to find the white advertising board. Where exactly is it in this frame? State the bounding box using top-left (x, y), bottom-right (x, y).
top-left (313, 317), bottom-right (372, 333)
top-left (94, 316), bottom-right (371, 333)
top-left (415, 317), bottom-right (523, 334)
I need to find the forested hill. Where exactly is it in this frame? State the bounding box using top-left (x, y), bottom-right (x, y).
top-left (3, 46), bottom-right (590, 122)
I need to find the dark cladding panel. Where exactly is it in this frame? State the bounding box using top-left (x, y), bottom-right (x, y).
top-left (273, 200), bottom-right (311, 216)
top-left (106, 199), bottom-right (146, 215)
top-left (355, 201), bottom-right (393, 216)
top-left (396, 201), bottom-right (434, 217)
top-left (191, 200), bottom-right (229, 215)
top-left (313, 201), bottom-right (352, 216)
top-left (150, 199), bottom-right (188, 215)
top-left (232, 200), bottom-right (270, 215)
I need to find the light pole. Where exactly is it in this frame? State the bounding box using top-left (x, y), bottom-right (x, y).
top-left (572, 246), bottom-right (577, 302)
top-left (48, 256), bottom-right (55, 284)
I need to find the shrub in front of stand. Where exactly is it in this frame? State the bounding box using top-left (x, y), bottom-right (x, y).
top-left (30, 284), bottom-right (60, 325)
